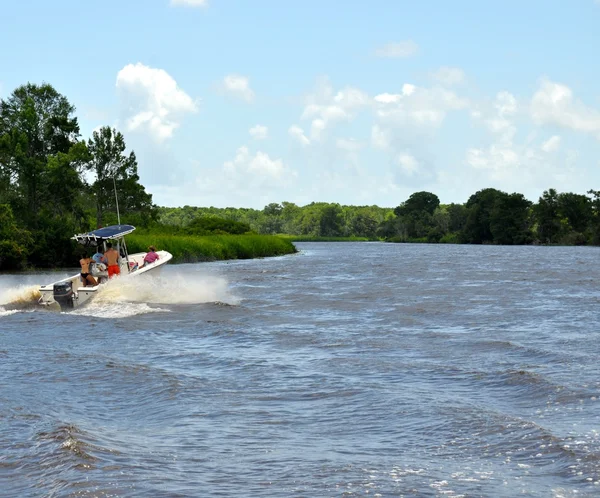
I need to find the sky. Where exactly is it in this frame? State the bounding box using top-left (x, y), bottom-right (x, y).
top-left (1, 0), bottom-right (600, 209)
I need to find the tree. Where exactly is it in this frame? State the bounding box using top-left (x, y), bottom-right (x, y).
top-left (394, 191), bottom-right (440, 217)
top-left (87, 126), bottom-right (155, 227)
top-left (557, 192), bottom-right (592, 235)
top-left (263, 202), bottom-right (283, 216)
top-left (461, 188), bottom-right (506, 244)
top-left (392, 192), bottom-right (440, 240)
top-left (587, 190), bottom-right (600, 244)
top-left (490, 193), bottom-right (532, 245)
top-left (533, 189), bottom-right (562, 244)
top-left (0, 204), bottom-right (32, 269)
top-left (0, 83), bottom-right (80, 227)
top-left (319, 204), bottom-right (343, 236)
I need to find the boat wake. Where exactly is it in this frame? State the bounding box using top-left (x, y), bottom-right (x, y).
top-left (69, 272), bottom-right (239, 318)
top-left (99, 272), bottom-right (237, 305)
top-left (0, 284), bottom-right (41, 314)
top-left (1, 268), bottom-right (239, 319)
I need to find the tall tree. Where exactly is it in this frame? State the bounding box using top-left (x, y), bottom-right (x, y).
top-left (534, 189), bottom-right (562, 244)
top-left (490, 193), bottom-right (533, 245)
top-left (394, 191), bottom-right (440, 217)
top-left (461, 188), bottom-right (506, 244)
top-left (557, 192), bottom-right (592, 234)
top-left (0, 83), bottom-right (80, 226)
top-left (87, 126), bottom-right (155, 227)
top-left (0, 204), bottom-right (32, 270)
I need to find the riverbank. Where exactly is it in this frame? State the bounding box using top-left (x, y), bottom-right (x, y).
top-left (278, 235), bottom-right (371, 242)
top-left (126, 233), bottom-right (297, 263)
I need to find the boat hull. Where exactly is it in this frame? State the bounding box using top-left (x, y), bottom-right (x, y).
top-left (39, 251), bottom-right (172, 310)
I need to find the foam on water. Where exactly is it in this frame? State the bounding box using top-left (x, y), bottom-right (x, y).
top-left (96, 271), bottom-right (239, 305)
top-left (0, 267), bottom-right (238, 318)
top-left (0, 283), bottom-right (41, 309)
top-left (69, 301), bottom-right (168, 319)
top-left (70, 271), bottom-right (239, 318)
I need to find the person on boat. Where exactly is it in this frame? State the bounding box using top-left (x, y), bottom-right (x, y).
top-left (104, 242), bottom-right (121, 278)
top-left (140, 246), bottom-right (159, 268)
top-left (79, 254), bottom-right (98, 287)
top-left (92, 248), bottom-right (107, 266)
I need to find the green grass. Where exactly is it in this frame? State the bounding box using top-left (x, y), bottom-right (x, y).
top-left (126, 233), bottom-right (297, 263)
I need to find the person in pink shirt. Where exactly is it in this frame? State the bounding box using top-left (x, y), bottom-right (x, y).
top-left (141, 245), bottom-right (159, 268)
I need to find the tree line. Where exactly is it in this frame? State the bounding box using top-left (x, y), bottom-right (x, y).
top-left (159, 188), bottom-right (600, 246)
top-left (0, 83), bottom-right (156, 269)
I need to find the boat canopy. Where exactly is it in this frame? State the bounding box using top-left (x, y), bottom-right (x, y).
top-left (72, 225), bottom-right (136, 246)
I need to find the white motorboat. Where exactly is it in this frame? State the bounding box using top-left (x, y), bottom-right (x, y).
top-left (39, 224), bottom-right (172, 311)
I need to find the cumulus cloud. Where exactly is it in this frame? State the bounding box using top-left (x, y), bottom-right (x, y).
top-left (222, 74), bottom-right (255, 103)
top-left (466, 91), bottom-right (522, 178)
top-left (374, 40), bottom-right (419, 58)
top-left (249, 124), bottom-right (268, 140)
top-left (396, 153), bottom-right (420, 175)
top-left (374, 83), bottom-right (468, 128)
top-left (301, 78), bottom-right (369, 140)
top-left (170, 0), bottom-right (208, 6)
top-left (431, 66), bottom-right (466, 86)
top-left (116, 62), bottom-right (197, 142)
top-left (223, 146), bottom-right (295, 187)
top-left (531, 79), bottom-right (600, 137)
top-left (288, 125), bottom-right (310, 146)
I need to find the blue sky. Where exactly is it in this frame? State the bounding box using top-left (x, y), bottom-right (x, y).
top-left (1, 0), bottom-right (600, 208)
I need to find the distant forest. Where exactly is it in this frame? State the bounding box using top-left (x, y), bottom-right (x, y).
top-left (2, 82), bottom-right (600, 271)
top-left (159, 187), bottom-right (600, 247)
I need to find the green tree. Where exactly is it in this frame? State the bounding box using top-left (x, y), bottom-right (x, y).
top-left (587, 190), bottom-right (600, 244)
top-left (87, 126), bottom-right (155, 227)
top-left (319, 204), bottom-right (343, 236)
top-left (0, 83), bottom-right (80, 226)
top-left (490, 193), bottom-right (533, 245)
top-left (0, 204), bottom-right (33, 269)
top-left (533, 188), bottom-right (562, 244)
top-left (557, 192), bottom-right (592, 235)
top-left (461, 188), bottom-right (506, 244)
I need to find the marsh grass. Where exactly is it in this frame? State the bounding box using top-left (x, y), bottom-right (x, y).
top-left (127, 234), bottom-right (297, 263)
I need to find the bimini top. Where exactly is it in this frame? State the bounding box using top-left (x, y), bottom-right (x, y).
top-left (72, 224), bottom-right (136, 246)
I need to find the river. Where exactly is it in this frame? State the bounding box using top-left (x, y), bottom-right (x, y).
top-left (1, 242), bottom-right (600, 497)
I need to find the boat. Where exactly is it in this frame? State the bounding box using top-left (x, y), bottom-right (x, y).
top-left (39, 224), bottom-right (172, 311)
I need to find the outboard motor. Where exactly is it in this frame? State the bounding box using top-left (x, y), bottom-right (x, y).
top-left (53, 281), bottom-right (75, 310)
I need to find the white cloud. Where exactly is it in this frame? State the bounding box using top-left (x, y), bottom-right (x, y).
top-left (371, 125), bottom-right (390, 150)
top-left (470, 91), bottom-right (518, 145)
top-left (116, 62), bottom-right (197, 141)
top-left (288, 125), bottom-right (310, 146)
top-left (374, 84), bottom-right (467, 128)
top-left (222, 74), bottom-right (255, 103)
top-left (431, 67), bottom-right (466, 86)
top-left (541, 135), bottom-right (561, 153)
top-left (396, 153), bottom-right (420, 175)
top-left (249, 124), bottom-right (268, 140)
top-left (301, 79), bottom-right (370, 140)
top-left (495, 91), bottom-right (517, 117)
top-left (466, 146), bottom-right (520, 175)
top-left (531, 79), bottom-right (600, 136)
top-left (223, 146), bottom-right (295, 186)
top-left (170, 0), bottom-right (208, 7)
top-left (374, 40), bottom-right (419, 58)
